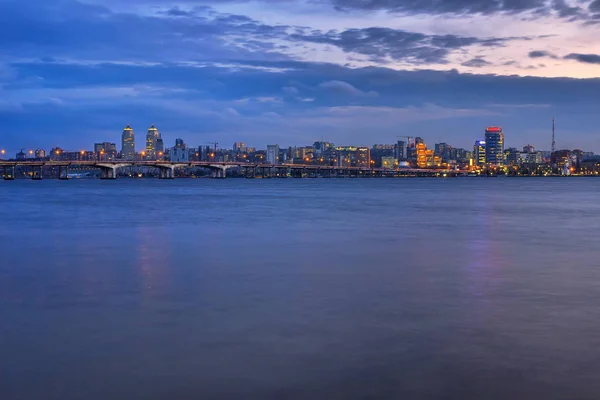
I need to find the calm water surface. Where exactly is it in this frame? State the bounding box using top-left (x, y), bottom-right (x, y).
top-left (2, 178), bottom-right (600, 399)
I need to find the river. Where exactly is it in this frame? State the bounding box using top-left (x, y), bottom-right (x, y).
top-left (2, 178), bottom-right (600, 399)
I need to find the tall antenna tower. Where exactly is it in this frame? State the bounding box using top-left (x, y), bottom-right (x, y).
top-left (551, 118), bottom-right (556, 152)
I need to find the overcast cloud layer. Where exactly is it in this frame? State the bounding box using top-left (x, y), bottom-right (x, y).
top-left (1, 0), bottom-right (599, 152)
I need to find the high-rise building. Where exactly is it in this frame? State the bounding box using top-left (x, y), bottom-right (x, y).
top-left (356, 147), bottom-right (371, 168)
top-left (145, 124), bottom-right (161, 159)
top-left (474, 140), bottom-right (486, 165)
top-left (169, 138), bottom-right (189, 162)
top-left (505, 148), bottom-right (520, 165)
top-left (94, 142), bottom-right (118, 160)
top-left (35, 149), bottom-right (46, 159)
top-left (523, 144), bottom-right (535, 154)
top-left (233, 142), bottom-right (247, 152)
top-left (267, 144), bottom-right (280, 165)
top-left (395, 140), bottom-right (407, 161)
top-left (415, 143), bottom-right (435, 168)
top-left (121, 125), bottom-right (135, 160)
top-left (485, 127), bottom-right (504, 165)
top-left (156, 138), bottom-right (164, 158)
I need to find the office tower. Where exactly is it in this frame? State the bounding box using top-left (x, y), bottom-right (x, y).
top-left (233, 142), bottom-right (247, 152)
top-left (416, 143), bottom-right (434, 168)
top-left (94, 142), bottom-right (118, 160)
top-left (169, 138), bottom-right (189, 162)
top-left (395, 140), bottom-right (407, 160)
top-left (523, 144), bottom-right (535, 154)
top-left (355, 147), bottom-right (371, 168)
top-left (485, 127), bottom-right (504, 165)
top-left (474, 140), bottom-right (486, 165)
top-left (121, 125), bottom-right (135, 160)
top-left (267, 144), bottom-right (280, 165)
top-left (146, 124), bottom-right (161, 159)
top-left (156, 138), bottom-right (164, 158)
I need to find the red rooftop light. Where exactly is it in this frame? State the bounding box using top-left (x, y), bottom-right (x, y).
top-left (486, 127), bottom-right (501, 132)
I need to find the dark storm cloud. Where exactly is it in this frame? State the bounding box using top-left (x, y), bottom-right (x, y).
top-left (564, 53), bottom-right (600, 64)
top-left (292, 27), bottom-right (527, 64)
top-left (529, 50), bottom-right (558, 59)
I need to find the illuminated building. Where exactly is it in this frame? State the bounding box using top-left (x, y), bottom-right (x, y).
top-left (505, 147), bottom-right (520, 165)
top-left (416, 143), bottom-right (435, 168)
top-left (35, 149), bottom-right (46, 158)
top-left (233, 142), bottom-right (247, 152)
top-left (356, 147), bottom-right (371, 168)
top-left (381, 156), bottom-right (396, 169)
top-left (267, 144), bottom-right (280, 165)
top-left (395, 140), bottom-right (407, 160)
top-left (121, 125), bottom-right (135, 160)
top-left (523, 144), bottom-right (535, 153)
top-left (168, 138), bottom-right (189, 162)
top-left (551, 150), bottom-right (571, 169)
top-left (156, 138), bottom-right (164, 158)
top-left (145, 124), bottom-right (161, 159)
top-left (473, 141), bottom-right (486, 165)
top-left (485, 127), bottom-right (504, 165)
top-left (518, 152), bottom-right (543, 164)
top-left (94, 142), bottom-right (117, 160)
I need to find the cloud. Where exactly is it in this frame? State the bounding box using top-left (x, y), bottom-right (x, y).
top-left (318, 80), bottom-right (378, 96)
top-left (329, 0), bottom-right (599, 20)
top-left (462, 58), bottom-right (491, 68)
top-left (292, 27), bottom-right (530, 64)
top-left (529, 50), bottom-right (559, 59)
top-left (564, 53), bottom-right (600, 64)
top-left (282, 86), bottom-right (299, 95)
top-left (0, 0), bottom-right (292, 63)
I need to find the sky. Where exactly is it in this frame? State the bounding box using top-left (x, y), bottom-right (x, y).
top-left (1, 0), bottom-right (600, 153)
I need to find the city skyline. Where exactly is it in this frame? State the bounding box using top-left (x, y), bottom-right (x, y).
top-left (0, 120), bottom-right (586, 156)
top-left (1, 0), bottom-right (599, 151)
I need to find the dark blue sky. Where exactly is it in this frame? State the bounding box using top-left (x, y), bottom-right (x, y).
top-left (1, 0), bottom-right (599, 153)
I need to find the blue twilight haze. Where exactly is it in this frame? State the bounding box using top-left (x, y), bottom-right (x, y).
top-left (0, 0), bottom-right (599, 151)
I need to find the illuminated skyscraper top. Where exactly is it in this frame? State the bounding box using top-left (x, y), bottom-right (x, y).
top-left (145, 124), bottom-right (161, 159)
top-left (121, 125), bottom-right (135, 160)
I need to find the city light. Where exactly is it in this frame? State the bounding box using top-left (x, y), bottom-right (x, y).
top-left (1, 121), bottom-right (596, 177)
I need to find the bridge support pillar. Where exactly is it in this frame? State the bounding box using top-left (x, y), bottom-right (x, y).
top-left (3, 166), bottom-right (15, 180)
top-left (58, 166), bottom-right (69, 180)
top-left (32, 166), bottom-right (43, 180)
top-left (158, 166), bottom-right (175, 179)
top-left (100, 166), bottom-right (117, 180)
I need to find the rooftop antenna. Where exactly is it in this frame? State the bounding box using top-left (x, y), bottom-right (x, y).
top-left (551, 118), bottom-right (556, 152)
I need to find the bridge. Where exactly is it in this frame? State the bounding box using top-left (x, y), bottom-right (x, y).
top-left (0, 160), bottom-right (463, 180)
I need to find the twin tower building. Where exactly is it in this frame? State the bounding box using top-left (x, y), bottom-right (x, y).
top-left (121, 124), bottom-right (163, 160)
